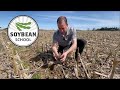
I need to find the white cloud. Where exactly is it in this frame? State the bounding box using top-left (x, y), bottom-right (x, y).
top-left (67, 16), bottom-right (119, 23)
top-left (36, 13), bottom-right (120, 30)
top-left (37, 14), bottom-right (119, 24)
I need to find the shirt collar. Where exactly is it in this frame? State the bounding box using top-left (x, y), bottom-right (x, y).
top-left (66, 27), bottom-right (70, 35)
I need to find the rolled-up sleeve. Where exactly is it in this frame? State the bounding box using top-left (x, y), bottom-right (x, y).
top-left (72, 28), bottom-right (77, 40)
top-left (53, 32), bottom-right (58, 44)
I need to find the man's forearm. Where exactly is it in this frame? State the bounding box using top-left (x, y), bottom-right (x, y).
top-left (52, 46), bottom-right (59, 56)
top-left (66, 43), bottom-right (77, 54)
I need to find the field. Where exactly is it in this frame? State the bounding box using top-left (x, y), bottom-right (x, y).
top-left (0, 29), bottom-right (120, 79)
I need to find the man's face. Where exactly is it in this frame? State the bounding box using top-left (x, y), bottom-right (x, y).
top-left (57, 20), bottom-right (68, 34)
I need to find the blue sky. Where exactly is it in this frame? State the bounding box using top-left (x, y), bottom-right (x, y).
top-left (0, 11), bottom-right (119, 30)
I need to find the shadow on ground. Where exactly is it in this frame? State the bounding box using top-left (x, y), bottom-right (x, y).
top-left (29, 50), bottom-right (55, 69)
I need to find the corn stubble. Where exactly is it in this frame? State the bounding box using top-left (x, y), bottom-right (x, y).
top-left (0, 30), bottom-right (120, 79)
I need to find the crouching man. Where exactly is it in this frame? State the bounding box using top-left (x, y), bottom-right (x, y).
top-left (52, 16), bottom-right (86, 62)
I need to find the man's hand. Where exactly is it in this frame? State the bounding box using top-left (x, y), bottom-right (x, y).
top-left (60, 52), bottom-right (68, 62)
top-left (52, 42), bottom-right (60, 60)
top-left (53, 52), bottom-right (60, 60)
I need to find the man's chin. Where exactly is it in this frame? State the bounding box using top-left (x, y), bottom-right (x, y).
top-left (60, 31), bottom-right (65, 34)
top-left (59, 30), bottom-right (63, 33)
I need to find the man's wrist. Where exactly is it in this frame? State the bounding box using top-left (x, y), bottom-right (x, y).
top-left (55, 52), bottom-right (59, 57)
top-left (65, 50), bottom-right (69, 55)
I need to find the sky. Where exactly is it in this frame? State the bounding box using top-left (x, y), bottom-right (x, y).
top-left (0, 11), bottom-right (120, 30)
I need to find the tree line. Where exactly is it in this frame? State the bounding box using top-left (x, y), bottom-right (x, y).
top-left (92, 27), bottom-right (120, 31)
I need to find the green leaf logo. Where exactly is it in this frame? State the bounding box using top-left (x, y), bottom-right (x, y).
top-left (16, 22), bottom-right (31, 31)
top-left (8, 15), bottom-right (39, 46)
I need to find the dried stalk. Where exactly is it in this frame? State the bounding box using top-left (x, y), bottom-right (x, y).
top-left (0, 34), bottom-right (19, 76)
top-left (109, 60), bottom-right (117, 79)
top-left (74, 52), bottom-right (80, 79)
top-left (60, 65), bottom-right (68, 78)
top-left (42, 42), bottom-right (44, 52)
top-left (15, 50), bottom-right (30, 79)
top-left (73, 48), bottom-right (80, 79)
top-left (94, 71), bottom-right (108, 78)
top-left (0, 33), bottom-right (30, 79)
top-left (109, 60), bottom-right (120, 79)
top-left (105, 50), bottom-right (112, 61)
top-left (74, 64), bottom-right (80, 79)
top-left (77, 48), bottom-right (90, 79)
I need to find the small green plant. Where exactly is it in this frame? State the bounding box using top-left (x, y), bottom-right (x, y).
top-left (32, 73), bottom-right (41, 79)
top-left (22, 61), bottom-right (29, 69)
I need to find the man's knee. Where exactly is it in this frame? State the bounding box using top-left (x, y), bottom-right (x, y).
top-left (77, 38), bottom-right (87, 47)
top-left (75, 38), bottom-right (87, 56)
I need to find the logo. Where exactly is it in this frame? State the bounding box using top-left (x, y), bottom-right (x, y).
top-left (8, 15), bottom-right (39, 46)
